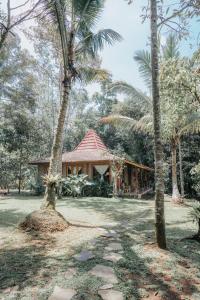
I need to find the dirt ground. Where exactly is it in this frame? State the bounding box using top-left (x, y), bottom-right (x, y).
top-left (0, 194), bottom-right (199, 299)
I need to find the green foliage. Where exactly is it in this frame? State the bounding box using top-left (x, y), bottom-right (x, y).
top-left (191, 162), bottom-right (200, 196)
top-left (62, 174), bottom-right (93, 197)
top-left (83, 179), bottom-right (113, 197)
top-left (190, 201), bottom-right (200, 224)
top-left (134, 50), bottom-right (152, 90)
top-left (0, 146), bottom-right (17, 188)
top-left (0, 37), bottom-right (52, 192)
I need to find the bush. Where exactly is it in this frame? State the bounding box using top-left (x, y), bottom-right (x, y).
top-left (83, 179), bottom-right (113, 197)
top-left (62, 174), bottom-right (93, 197)
top-left (191, 162), bottom-right (200, 198)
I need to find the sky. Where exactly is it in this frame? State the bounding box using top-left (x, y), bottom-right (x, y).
top-left (2, 0), bottom-right (200, 94)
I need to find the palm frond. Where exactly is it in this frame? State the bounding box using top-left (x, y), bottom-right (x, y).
top-left (162, 34), bottom-right (180, 60)
top-left (73, 0), bottom-right (104, 29)
top-left (134, 113), bottom-right (153, 134)
top-left (134, 50), bottom-right (152, 90)
top-left (100, 114), bottom-right (136, 129)
top-left (76, 28), bottom-right (122, 58)
top-left (78, 66), bottom-right (110, 83)
top-left (178, 112), bottom-right (200, 136)
top-left (107, 81), bottom-right (151, 109)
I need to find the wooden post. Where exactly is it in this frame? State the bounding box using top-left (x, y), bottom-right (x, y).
top-left (135, 168), bottom-right (139, 194)
top-left (62, 163), bottom-right (66, 177)
top-left (88, 164), bottom-right (93, 179)
top-left (71, 165), bottom-right (74, 175)
top-left (83, 164), bottom-right (87, 175)
top-left (109, 162), bottom-right (112, 184)
top-left (66, 163), bottom-right (68, 177)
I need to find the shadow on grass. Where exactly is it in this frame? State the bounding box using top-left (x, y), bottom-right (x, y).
top-left (68, 222), bottom-right (199, 300)
top-left (0, 209), bottom-right (28, 228)
top-left (0, 244), bottom-right (47, 290)
top-left (58, 197), bottom-right (154, 227)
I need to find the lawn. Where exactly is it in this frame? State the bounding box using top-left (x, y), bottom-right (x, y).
top-left (0, 194), bottom-right (199, 300)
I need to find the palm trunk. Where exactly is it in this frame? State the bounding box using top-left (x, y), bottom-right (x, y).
top-left (41, 77), bottom-right (71, 210)
top-left (150, 0), bottom-right (166, 249)
top-left (18, 163), bottom-right (21, 194)
top-left (198, 219), bottom-right (200, 238)
top-left (178, 139), bottom-right (184, 198)
top-left (171, 139), bottom-right (182, 203)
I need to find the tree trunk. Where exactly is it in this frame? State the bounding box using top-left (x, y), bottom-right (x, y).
top-left (41, 77), bottom-right (71, 210)
top-left (197, 219), bottom-right (200, 238)
top-left (178, 139), bottom-right (184, 198)
top-left (150, 0), bottom-right (166, 249)
top-left (18, 161), bottom-right (22, 194)
top-left (171, 139), bottom-right (182, 203)
top-left (56, 64), bottom-right (65, 200)
top-left (0, 31), bottom-right (8, 51)
top-left (56, 143), bottom-right (63, 199)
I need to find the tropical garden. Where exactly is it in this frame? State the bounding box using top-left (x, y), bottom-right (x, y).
top-left (0, 0), bottom-right (200, 299)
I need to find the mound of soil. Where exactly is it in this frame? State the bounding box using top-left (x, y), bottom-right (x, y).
top-left (19, 209), bottom-right (69, 232)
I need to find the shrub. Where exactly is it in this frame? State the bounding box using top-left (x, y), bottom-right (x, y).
top-left (190, 201), bottom-right (200, 238)
top-left (83, 179), bottom-right (113, 197)
top-left (62, 174), bottom-right (93, 197)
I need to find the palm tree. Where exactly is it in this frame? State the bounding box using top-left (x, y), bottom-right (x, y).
top-left (150, 0), bottom-right (166, 249)
top-left (41, 0), bottom-right (122, 210)
top-left (102, 80), bottom-right (200, 204)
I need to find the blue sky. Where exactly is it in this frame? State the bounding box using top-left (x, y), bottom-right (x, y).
top-left (94, 0), bottom-right (199, 93)
top-left (94, 0), bottom-right (150, 92)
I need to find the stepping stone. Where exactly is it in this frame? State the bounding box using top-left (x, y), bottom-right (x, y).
top-left (74, 250), bottom-right (95, 262)
top-left (64, 268), bottom-right (76, 279)
top-left (48, 286), bottom-right (76, 300)
top-left (101, 230), bottom-right (119, 238)
top-left (98, 289), bottom-right (123, 300)
top-left (105, 243), bottom-right (123, 251)
top-left (89, 265), bottom-right (118, 284)
top-left (103, 252), bottom-right (123, 263)
top-left (99, 284), bottom-right (113, 290)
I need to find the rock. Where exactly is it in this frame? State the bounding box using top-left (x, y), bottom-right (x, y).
top-left (105, 243), bottom-right (123, 251)
top-left (98, 289), bottom-right (123, 300)
top-left (99, 284), bottom-right (113, 290)
top-left (74, 250), bottom-right (95, 262)
top-left (89, 265), bottom-right (118, 284)
top-left (101, 230), bottom-right (119, 238)
top-left (48, 286), bottom-right (76, 300)
top-left (64, 268), bottom-right (77, 279)
top-left (103, 252), bottom-right (123, 263)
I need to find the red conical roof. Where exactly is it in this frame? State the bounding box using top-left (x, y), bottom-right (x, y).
top-left (74, 129), bottom-right (107, 152)
top-left (30, 129), bottom-right (154, 170)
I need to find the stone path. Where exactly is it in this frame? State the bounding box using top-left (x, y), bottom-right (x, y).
top-left (98, 289), bottom-right (123, 300)
top-left (48, 229), bottom-right (124, 300)
top-left (103, 252), bottom-right (123, 263)
top-left (89, 264), bottom-right (118, 284)
top-left (105, 242), bottom-right (123, 251)
top-left (48, 286), bottom-right (76, 300)
top-left (74, 250), bottom-right (95, 262)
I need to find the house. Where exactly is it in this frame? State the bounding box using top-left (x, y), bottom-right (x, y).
top-left (30, 129), bottom-right (154, 196)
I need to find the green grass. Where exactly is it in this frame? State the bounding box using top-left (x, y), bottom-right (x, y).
top-left (0, 193), bottom-right (199, 299)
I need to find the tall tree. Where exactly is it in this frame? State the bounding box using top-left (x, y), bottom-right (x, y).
top-left (42, 0), bottom-right (122, 210)
top-left (150, 0), bottom-right (166, 249)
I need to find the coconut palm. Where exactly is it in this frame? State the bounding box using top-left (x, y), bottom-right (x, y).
top-left (41, 0), bottom-right (122, 210)
top-left (102, 78), bottom-right (200, 203)
top-left (103, 34), bottom-right (192, 203)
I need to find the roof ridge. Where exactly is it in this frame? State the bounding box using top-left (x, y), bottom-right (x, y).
top-left (74, 129), bottom-right (108, 152)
